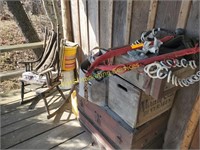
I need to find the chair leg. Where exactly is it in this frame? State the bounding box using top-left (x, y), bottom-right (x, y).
top-left (47, 86), bottom-right (71, 122)
top-left (56, 86), bottom-right (67, 101)
top-left (47, 84), bottom-right (78, 122)
top-left (20, 81), bottom-right (25, 104)
top-left (28, 96), bottom-right (41, 109)
top-left (54, 107), bottom-right (72, 123)
top-left (42, 94), bottom-right (50, 115)
top-left (66, 109), bottom-right (72, 121)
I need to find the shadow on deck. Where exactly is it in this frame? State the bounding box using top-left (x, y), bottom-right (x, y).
top-left (0, 90), bottom-right (97, 149)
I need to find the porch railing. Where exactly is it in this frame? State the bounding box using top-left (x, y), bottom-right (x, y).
top-left (0, 41), bottom-right (44, 81)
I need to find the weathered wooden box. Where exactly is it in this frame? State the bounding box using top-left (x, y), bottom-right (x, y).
top-left (87, 77), bottom-right (108, 106)
top-left (114, 55), bottom-right (149, 91)
top-left (77, 93), bottom-right (170, 149)
top-left (108, 75), bottom-right (176, 128)
top-left (78, 69), bottom-right (107, 107)
top-left (114, 55), bottom-right (196, 99)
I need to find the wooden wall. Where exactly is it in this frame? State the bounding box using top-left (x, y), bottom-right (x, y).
top-left (68, 0), bottom-right (199, 148)
top-left (69, 0), bottom-right (199, 61)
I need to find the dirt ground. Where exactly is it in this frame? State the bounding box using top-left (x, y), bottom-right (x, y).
top-left (0, 3), bottom-right (51, 93)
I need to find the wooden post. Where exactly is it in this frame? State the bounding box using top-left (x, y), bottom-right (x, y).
top-left (88, 0), bottom-right (99, 50)
top-left (70, 0), bottom-right (81, 45)
top-left (180, 96), bottom-right (200, 149)
top-left (163, 83), bottom-right (199, 148)
top-left (99, 0), bottom-right (113, 49)
top-left (176, 0), bottom-right (192, 28)
top-left (124, 0), bottom-right (132, 44)
top-left (79, 0), bottom-right (89, 58)
top-left (61, 0), bottom-right (73, 41)
top-left (147, 0), bottom-right (158, 30)
top-left (190, 122), bottom-right (199, 149)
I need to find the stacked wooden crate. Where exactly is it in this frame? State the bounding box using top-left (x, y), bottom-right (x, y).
top-left (78, 94), bottom-right (170, 149)
top-left (77, 54), bottom-right (195, 149)
top-left (108, 75), bottom-right (176, 129)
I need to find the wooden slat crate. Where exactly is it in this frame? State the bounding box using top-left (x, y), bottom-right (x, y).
top-left (108, 75), bottom-right (176, 128)
top-left (77, 94), bottom-right (170, 149)
top-left (87, 77), bottom-right (108, 107)
top-left (114, 54), bottom-right (196, 99)
top-left (78, 69), bottom-right (108, 107)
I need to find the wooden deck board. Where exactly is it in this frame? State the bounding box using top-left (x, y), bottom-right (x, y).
top-left (1, 107), bottom-right (60, 136)
top-left (1, 94), bottom-right (41, 115)
top-left (0, 90), bottom-right (23, 105)
top-left (0, 90), bottom-right (36, 105)
top-left (51, 131), bottom-right (93, 150)
top-left (1, 103), bottom-right (49, 127)
top-left (11, 120), bottom-right (84, 149)
top-left (82, 145), bottom-right (100, 150)
top-left (1, 95), bottom-right (63, 127)
top-left (2, 112), bottom-right (46, 136)
top-left (1, 90), bottom-right (96, 150)
top-left (1, 89), bottom-right (62, 115)
top-left (2, 119), bottom-right (66, 148)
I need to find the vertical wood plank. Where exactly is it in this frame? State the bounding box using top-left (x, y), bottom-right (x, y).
top-left (130, 0), bottom-right (150, 42)
top-left (79, 0), bottom-right (89, 59)
top-left (176, 0), bottom-right (192, 28)
top-left (112, 1), bottom-right (128, 47)
top-left (70, 0), bottom-right (81, 45)
top-left (185, 0), bottom-right (199, 38)
top-left (163, 83), bottom-right (199, 148)
top-left (190, 122), bottom-right (199, 149)
top-left (70, 0), bottom-right (83, 68)
top-left (180, 96), bottom-right (200, 149)
top-left (99, 0), bottom-right (113, 49)
top-left (61, 0), bottom-right (73, 41)
top-left (124, 0), bottom-right (133, 44)
top-left (88, 0), bottom-right (99, 50)
top-left (146, 0), bottom-right (158, 30)
top-left (155, 0), bottom-right (181, 31)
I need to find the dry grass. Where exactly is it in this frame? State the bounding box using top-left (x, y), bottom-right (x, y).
top-left (0, 3), bottom-right (51, 93)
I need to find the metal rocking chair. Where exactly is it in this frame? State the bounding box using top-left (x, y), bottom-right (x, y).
top-left (19, 26), bottom-right (72, 122)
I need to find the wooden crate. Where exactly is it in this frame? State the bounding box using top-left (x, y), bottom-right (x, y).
top-left (78, 68), bottom-right (108, 107)
top-left (108, 75), bottom-right (176, 128)
top-left (87, 77), bottom-right (108, 107)
top-left (77, 94), bottom-right (170, 149)
top-left (114, 54), bottom-right (149, 91)
top-left (114, 55), bottom-right (196, 99)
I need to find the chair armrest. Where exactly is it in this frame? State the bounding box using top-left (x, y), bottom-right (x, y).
top-left (18, 59), bottom-right (40, 64)
top-left (18, 59), bottom-right (41, 72)
top-left (39, 67), bottom-right (58, 87)
top-left (39, 67), bottom-right (55, 75)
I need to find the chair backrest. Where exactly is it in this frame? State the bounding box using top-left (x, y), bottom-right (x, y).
top-left (34, 30), bottom-right (59, 73)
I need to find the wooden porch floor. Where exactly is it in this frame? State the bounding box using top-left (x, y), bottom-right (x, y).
top-left (1, 90), bottom-right (97, 149)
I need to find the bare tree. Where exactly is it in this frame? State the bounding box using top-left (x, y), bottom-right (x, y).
top-left (52, 0), bottom-right (63, 36)
top-left (0, 1), bottom-right (5, 15)
top-left (42, 0), bottom-right (56, 30)
top-left (31, 0), bottom-right (39, 15)
top-left (6, 0), bottom-right (43, 58)
top-left (41, 0), bottom-right (63, 36)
